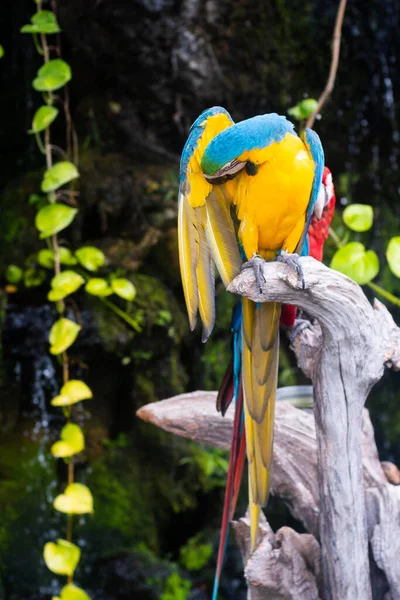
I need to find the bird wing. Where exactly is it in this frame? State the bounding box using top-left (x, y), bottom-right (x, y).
top-left (295, 128), bottom-right (325, 254)
top-left (178, 107), bottom-right (241, 340)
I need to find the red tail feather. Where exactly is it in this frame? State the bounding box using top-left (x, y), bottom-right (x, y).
top-left (215, 377), bottom-right (244, 579)
top-left (216, 358), bottom-right (234, 416)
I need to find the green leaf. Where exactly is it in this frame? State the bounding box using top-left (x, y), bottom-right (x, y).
top-left (32, 10), bottom-right (61, 33)
top-left (54, 483), bottom-right (93, 515)
top-left (288, 98), bottom-right (318, 121)
top-left (49, 318), bottom-right (81, 354)
top-left (33, 59), bottom-right (71, 92)
top-left (6, 265), bottom-right (23, 284)
top-left (38, 249), bottom-right (55, 269)
top-left (55, 584), bottom-right (91, 600)
top-left (43, 539), bottom-right (80, 576)
top-left (287, 105), bottom-right (303, 120)
top-left (21, 10), bottom-right (61, 34)
top-left (29, 105), bottom-right (59, 134)
top-left (29, 193), bottom-right (48, 208)
top-left (51, 380), bottom-right (93, 406)
top-left (23, 267), bottom-right (47, 288)
top-left (59, 248), bottom-right (78, 265)
top-left (298, 98), bottom-right (318, 118)
top-left (387, 237), bottom-right (400, 278)
top-left (51, 423), bottom-right (85, 457)
top-left (0, 45), bottom-right (4, 59)
top-left (343, 204), bottom-right (374, 232)
top-left (331, 242), bottom-right (380, 285)
top-left (35, 204), bottom-right (78, 238)
top-left (111, 278), bottom-right (136, 301)
top-left (85, 278), bottom-right (113, 297)
top-left (75, 246), bottom-right (106, 272)
top-left (48, 271), bottom-right (84, 301)
top-left (41, 161), bottom-right (79, 193)
top-left (38, 248), bottom-right (77, 269)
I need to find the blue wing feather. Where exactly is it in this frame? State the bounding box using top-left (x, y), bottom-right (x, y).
top-left (295, 128), bottom-right (325, 254)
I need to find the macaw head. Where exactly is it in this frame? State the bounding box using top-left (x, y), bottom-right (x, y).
top-left (313, 166), bottom-right (336, 219)
top-left (200, 113), bottom-right (295, 184)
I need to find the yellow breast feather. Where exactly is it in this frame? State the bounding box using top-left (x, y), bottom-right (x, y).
top-left (233, 132), bottom-right (314, 258)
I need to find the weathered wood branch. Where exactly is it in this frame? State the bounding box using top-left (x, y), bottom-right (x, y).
top-left (137, 257), bottom-right (400, 599)
top-left (138, 393), bottom-right (399, 600)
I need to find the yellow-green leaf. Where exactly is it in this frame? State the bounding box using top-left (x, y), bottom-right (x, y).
top-left (343, 204), bottom-right (374, 232)
top-left (33, 59), bottom-right (71, 92)
top-left (38, 249), bottom-right (56, 269)
top-left (111, 278), bottom-right (136, 301)
top-left (35, 204), bottom-right (78, 238)
top-left (6, 265), bottom-right (23, 284)
top-left (54, 483), bottom-right (93, 515)
top-left (49, 318), bottom-right (81, 355)
top-left (41, 161), bottom-right (79, 193)
top-left (50, 394), bottom-right (70, 407)
top-left (43, 539), bottom-right (80, 576)
top-left (331, 242), bottom-right (379, 285)
top-left (48, 271), bottom-right (84, 301)
top-left (56, 584), bottom-right (91, 600)
top-left (24, 268), bottom-right (47, 288)
top-left (51, 423), bottom-right (85, 458)
top-left (38, 247), bottom-right (77, 269)
top-left (85, 278), bottom-right (113, 297)
top-left (0, 45), bottom-right (4, 59)
top-left (29, 105), bottom-right (59, 134)
top-left (59, 380), bottom-right (93, 405)
top-left (21, 10), bottom-right (61, 34)
top-left (75, 247), bottom-right (105, 272)
top-left (387, 237), bottom-right (400, 278)
top-left (48, 289), bottom-right (65, 302)
top-left (288, 98), bottom-right (318, 121)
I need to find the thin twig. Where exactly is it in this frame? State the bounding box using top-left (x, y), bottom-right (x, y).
top-left (305, 0), bottom-right (347, 129)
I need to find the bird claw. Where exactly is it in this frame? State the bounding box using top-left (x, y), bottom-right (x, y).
top-left (288, 318), bottom-right (311, 344)
top-left (241, 255), bottom-right (266, 293)
top-left (277, 251), bottom-right (306, 289)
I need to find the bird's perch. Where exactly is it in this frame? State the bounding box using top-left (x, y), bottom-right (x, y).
top-left (137, 257), bottom-right (400, 600)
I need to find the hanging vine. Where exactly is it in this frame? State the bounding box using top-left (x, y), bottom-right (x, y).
top-left (18, 3), bottom-right (138, 599)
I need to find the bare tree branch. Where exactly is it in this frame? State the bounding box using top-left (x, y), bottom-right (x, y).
top-left (305, 0), bottom-right (347, 129)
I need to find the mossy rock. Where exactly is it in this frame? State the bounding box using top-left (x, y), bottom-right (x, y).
top-left (0, 426), bottom-right (61, 595)
top-left (77, 151), bottom-right (178, 245)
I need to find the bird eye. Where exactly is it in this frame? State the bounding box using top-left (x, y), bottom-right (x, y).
top-left (203, 159), bottom-right (247, 184)
top-left (245, 161), bottom-right (258, 176)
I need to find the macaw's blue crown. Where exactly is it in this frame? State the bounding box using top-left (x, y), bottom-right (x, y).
top-left (201, 113), bottom-right (296, 176)
top-left (180, 106), bottom-right (234, 182)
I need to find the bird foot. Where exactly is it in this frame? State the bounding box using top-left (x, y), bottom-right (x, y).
top-left (288, 318), bottom-right (312, 344)
top-left (277, 251), bottom-right (306, 289)
top-left (241, 254), bottom-right (266, 293)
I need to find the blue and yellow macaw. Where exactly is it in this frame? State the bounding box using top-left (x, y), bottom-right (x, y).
top-left (178, 107), bottom-right (324, 598)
